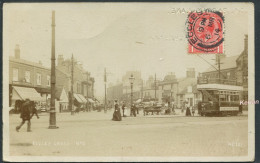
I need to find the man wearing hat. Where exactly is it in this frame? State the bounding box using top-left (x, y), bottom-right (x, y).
top-left (16, 99), bottom-right (32, 132)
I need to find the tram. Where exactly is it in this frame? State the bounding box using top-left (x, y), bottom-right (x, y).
top-left (197, 77), bottom-right (243, 116)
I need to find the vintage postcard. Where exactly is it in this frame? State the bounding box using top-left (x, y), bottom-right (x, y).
top-left (2, 2), bottom-right (255, 162)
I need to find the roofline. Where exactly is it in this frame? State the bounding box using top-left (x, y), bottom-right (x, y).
top-left (202, 67), bottom-right (237, 74)
top-left (10, 59), bottom-right (50, 71)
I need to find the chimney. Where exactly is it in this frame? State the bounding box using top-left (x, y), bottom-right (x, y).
top-left (15, 44), bottom-right (20, 59)
top-left (57, 55), bottom-right (64, 66)
top-left (244, 34), bottom-right (248, 52)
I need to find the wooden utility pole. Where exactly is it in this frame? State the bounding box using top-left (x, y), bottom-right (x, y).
top-left (49, 11), bottom-right (58, 129)
top-left (70, 54), bottom-right (74, 115)
top-left (218, 54), bottom-right (221, 83)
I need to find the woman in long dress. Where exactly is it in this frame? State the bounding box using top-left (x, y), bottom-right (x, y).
top-left (112, 100), bottom-right (122, 121)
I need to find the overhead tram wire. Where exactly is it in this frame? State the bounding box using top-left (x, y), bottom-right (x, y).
top-left (195, 54), bottom-right (227, 79)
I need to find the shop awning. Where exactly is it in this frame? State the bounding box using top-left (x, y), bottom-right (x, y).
top-left (136, 99), bottom-right (142, 103)
top-left (73, 94), bottom-right (84, 103)
top-left (88, 98), bottom-right (95, 103)
top-left (12, 86), bottom-right (45, 101)
top-left (77, 94), bottom-right (88, 103)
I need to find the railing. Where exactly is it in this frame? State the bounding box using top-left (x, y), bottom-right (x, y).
top-left (197, 77), bottom-right (242, 86)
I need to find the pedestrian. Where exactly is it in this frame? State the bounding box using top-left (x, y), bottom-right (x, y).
top-left (186, 106), bottom-right (191, 116)
top-left (16, 99), bottom-right (32, 132)
top-left (122, 101), bottom-right (126, 117)
top-left (112, 100), bottom-right (122, 121)
top-left (192, 106), bottom-right (195, 116)
top-left (198, 101), bottom-right (202, 115)
top-left (172, 101), bottom-right (175, 113)
top-left (181, 102), bottom-right (185, 113)
top-left (30, 101), bottom-right (39, 119)
top-left (131, 104), bottom-right (136, 117)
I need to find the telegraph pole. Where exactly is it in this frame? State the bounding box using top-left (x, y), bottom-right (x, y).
top-left (217, 54), bottom-right (221, 83)
top-left (154, 73), bottom-right (157, 101)
top-left (104, 68), bottom-right (107, 113)
top-left (49, 11), bottom-right (58, 129)
top-left (71, 54), bottom-right (74, 115)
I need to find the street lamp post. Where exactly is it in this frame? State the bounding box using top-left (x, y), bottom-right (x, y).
top-left (49, 11), bottom-right (58, 129)
top-left (129, 74), bottom-right (135, 116)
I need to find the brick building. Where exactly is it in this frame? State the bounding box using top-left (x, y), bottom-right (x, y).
top-left (201, 35), bottom-right (248, 101)
top-left (56, 55), bottom-right (95, 101)
top-left (9, 45), bottom-right (50, 108)
top-left (107, 83), bottom-right (123, 102)
top-left (236, 35), bottom-right (248, 100)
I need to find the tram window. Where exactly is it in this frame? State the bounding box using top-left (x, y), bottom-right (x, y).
top-left (230, 95), bottom-right (239, 101)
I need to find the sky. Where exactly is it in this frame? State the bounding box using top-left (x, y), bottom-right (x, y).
top-left (4, 3), bottom-right (249, 98)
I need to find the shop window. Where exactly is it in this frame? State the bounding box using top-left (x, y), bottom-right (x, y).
top-left (25, 71), bottom-right (30, 83)
top-left (13, 68), bottom-right (18, 81)
top-left (36, 73), bottom-right (41, 85)
top-left (227, 72), bottom-right (230, 79)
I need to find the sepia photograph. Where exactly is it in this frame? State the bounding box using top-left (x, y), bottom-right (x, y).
top-left (2, 2), bottom-right (255, 162)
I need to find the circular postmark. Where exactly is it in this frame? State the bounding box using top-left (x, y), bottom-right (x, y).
top-left (186, 11), bottom-right (224, 53)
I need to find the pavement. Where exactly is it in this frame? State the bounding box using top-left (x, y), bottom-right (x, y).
top-left (8, 109), bottom-right (248, 157)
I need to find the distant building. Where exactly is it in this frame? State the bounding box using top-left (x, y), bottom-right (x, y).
top-left (177, 84), bottom-right (202, 107)
top-left (236, 35), bottom-right (248, 100)
top-left (199, 35), bottom-right (248, 109)
top-left (201, 54), bottom-right (239, 81)
top-left (176, 69), bottom-right (197, 108)
top-left (158, 72), bottom-right (178, 103)
top-left (107, 83), bottom-right (123, 102)
top-left (121, 71), bottom-right (143, 102)
top-left (56, 55), bottom-right (95, 101)
top-left (9, 45), bottom-right (50, 108)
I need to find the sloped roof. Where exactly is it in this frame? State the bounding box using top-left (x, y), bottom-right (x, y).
top-left (204, 55), bottom-right (239, 73)
top-left (164, 74), bottom-right (176, 81)
top-left (9, 56), bottom-right (50, 70)
top-left (55, 87), bottom-right (64, 100)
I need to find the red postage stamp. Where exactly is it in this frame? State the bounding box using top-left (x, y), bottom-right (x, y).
top-left (186, 11), bottom-right (224, 54)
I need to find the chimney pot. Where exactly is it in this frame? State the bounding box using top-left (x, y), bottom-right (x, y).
top-left (15, 44), bottom-right (20, 59)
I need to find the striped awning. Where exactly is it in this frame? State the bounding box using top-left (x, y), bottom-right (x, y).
top-left (77, 94), bottom-right (88, 103)
top-left (88, 98), bottom-right (95, 103)
top-left (73, 94), bottom-right (83, 103)
top-left (12, 86), bottom-right (45, 101)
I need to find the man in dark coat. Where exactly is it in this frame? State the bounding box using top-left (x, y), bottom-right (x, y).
top-left (16, 99), bottom-right (32, 132)
top-left (131, 104), bottom-right (137, 117)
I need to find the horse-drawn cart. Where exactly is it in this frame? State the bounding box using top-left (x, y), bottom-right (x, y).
top-left (143, 106), bottom-right (162, 116)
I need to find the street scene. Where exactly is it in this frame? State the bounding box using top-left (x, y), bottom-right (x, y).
top-left (3, 3), bottom-right (254, 162)
top-left (9, 110), bottom-right (248, 156)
